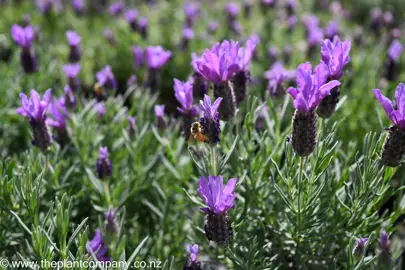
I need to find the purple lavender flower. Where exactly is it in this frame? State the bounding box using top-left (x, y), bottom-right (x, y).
top-left (265, 62), bottom-right (289, 97)
top-left (63, 63), bottom-right (81, 91)
top-left (146, 46), bottom-right (172, 70)
top-left (184, 244), bottom-right (202, 270)
top-left (287, 62), bottom-right (341, 114)
top-left (194, 40), bottom-right (239, 85)
top-left (138, 17), bottom-right (148, 39)
top-left (194, 95), bottom-right (222, 144)
top-left (198, 175), bottom-right (237, 214)
top-left (128, 116), bottom-right (136, 136)
top-left (36, 0), bottom-right (53, 14)
top-left (46, 97), bottom-right (68, 131)
top-left (383, 11), bottom-right (393, 27)
top-left (154, 105), bottom-right (166, 129)
top-left (174, 79), bottom-right (196, 139)
top-left (256, 105), bottom-right (268, 132)
top-left (96, 146), bottom-right (112, 179)
top-left (145, 46), bottom-right (172, 93)
top-left (198, 175), bottom-right (236, 247)
top-left (66, 30), bottom-right (81, 62)
top-left (125, 9), bottom-right (138, 31)
top-left (352, 238), bottom-right (368, 258)
top-left (72, 0), bottom-right (85, 14)
top-left (373, 84), bottom-right (405, 129)
top-left (105, 208), bottom-right (119, 235)
top-left (17, 89), bottom-right (52, 151)
top-left (86, 229), bottom-right (110, 262)
top-left (132, 46), bottom-right (144, 69)
top-left (243, 0), bottom-right (253, 17)
top-left (226, 2), bottom-right (240, 19)
top-left (286, 0), bottom-right (297, 15)
top-left (388, 40), bottom-right (403, 62)
top-left (321, 36), bottom-right (351, 80)
top-left (180, 28), bottom-right (194, 51)
top-left (103, 28), bottom-right (116, 45)
top-left (64, 85), bottom-right (76, 109)
top-left (268, 46), bottom-right (278, 64)
top-left (370, 8), bottom-right (383, 34)
top-left (184, 2), bottom-right (200, 27)
top-left (304, 15), bottom-right (324, 54)
top-left (96, 103), bottom-right (106, 119)
top-left (378, 231), bottom-right (392, 266)
top-left (207, 20), bottom-right (219, 33)
top-left (109, 1), bottom-right (124, 16)
top-left (324, 20), bottom-right (339, 40)
top-left (287, 16), bottom-right (297, 33)
top-left (97, 65), bottom-right (117, 90)
top-left (11, 25), bottom-right (37, 73)
top-left (261, 0), bottom-right (276, 7)
top-left (127, 75), bottom-right (137, 87)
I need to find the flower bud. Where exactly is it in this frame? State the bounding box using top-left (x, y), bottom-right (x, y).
top-left (213, 81), bottom-right (236, 121)
top-left (291, 110), bottom-right (317, 156)
top-left (381, 126), bottom-right (405, 167)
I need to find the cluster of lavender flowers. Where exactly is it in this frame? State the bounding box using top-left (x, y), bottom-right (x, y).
top-left (352, 231), bottom-right (393, 267)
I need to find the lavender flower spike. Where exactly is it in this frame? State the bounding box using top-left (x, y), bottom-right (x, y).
top-left (232, 39), bottom-right (256, 104)
top-left (175, 79), bottom-right (196, 139)
top-left (155, 105), bottom-right (166, 129)
top-left (378, 231), bottom-right (392, 267)
top-left (373, 84), bottom-right (405, 167)
top-left (66, 30), bottom-right (81, 62)
top-left (17, 89), bottom-right (52, 151)
top-left (352, 238), bottom-right (368, 258)
top-left (72, 0), bottom-right (85, 14)
top-left (125, 9), bottom-right (138, 31)
top-left (96, 146), bottom-right (112, 179)
top-left (138, 17), bottom-right (148, 40)
top-left (105, 208), bottom-right (119, 235)
top-left (184, 244), bottom-right (202, 270)
top-left (195, 40), bottom-right (239, 120)
top-left (96, 65), bottom-right (117, 91)
top-left (63, 63), bottom-right (81, 91)
top-left (194, 95), bottom-right (222, 145)
top-left (145, 46), bottom-right (172, 93)
top-left (198, 175), bottom-right (237, 247)
top-left (384, 40), bottom-right (403, 81)
top-left (86, 229), bottom-right (110, 262)
top-left (317, 36), bottom-right (351, 118)
top-left (264, 62), bottom-right (289, 97)
top-left (46, 97), bottom-right (70, 147)
top-left (132, 46), bottom-right (144, 69)
top-left (11, 25), bottom-right (37, 73)
top-left (287, 62), bottom-right (340, 156)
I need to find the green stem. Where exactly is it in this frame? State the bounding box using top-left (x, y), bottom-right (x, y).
top-left (296, 156), bottom-right (304, 264)
top-left (210, 146), bottom-right (217, 176)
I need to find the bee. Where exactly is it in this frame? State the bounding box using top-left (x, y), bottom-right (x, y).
top-left (94, 82), bottom-right (103, 96)
top-left (191, 122), bottom-right (209, 142)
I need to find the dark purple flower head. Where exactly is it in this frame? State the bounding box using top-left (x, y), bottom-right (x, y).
top-left (17, 89), bottom-right (52, 123)
top-left (97, 146), bottom-right (112, 178)
top-left (265, 62), bottom-right (289, 95)
top-left (64, 85), bottom-right (76, 108)
top-left (200, 95), bottom-right (222, 120)
top-left (184, 2), bottom-right (200, 26)
top-left (46, 97), bottom-right (68, 130)
top-left (268, 46), bottom-right (278, 62)
top-left (97, 65), bottom-right (117, 90)
top-left (321, 36), bottom-right (351, 80)
top-left (236, 39), bottom-right (256, 71)
top-left (109, 1), bottom-right (124, 15)
top-left (207, 20), bottom-right (219, 33)
top-left (138, 17), bottom-right (148, 29)
top-left (154, 105), bottom-right (165, 118)
top-left (378, 231), bottom-right (390, 250)
top-left (105, 208), bottom-right (119, 234)
top-left (288, 16), bottom-right (298, 31)
top-left (72, 0), bottom-right (85, 13)
top-left (325, 20), bottom-right (339, 40)
top-left (194, 40), bottom-right (240, 85)
top-left (184, 244), bottom-right (201, 270)
top-left (262, 0), bottom-right (276, 6)
top-left (198, 175), bottom-right (237, 214)
top-left (303, 15), bottom-right (324, 46)
top-left (128, 116), bottom-right (136, 134)
top-left (36, 0), bottom-right (53, 13)
top-left (96, 103), bottom-right (106, 119)
top-left (103, 28), bottom-right (115, 44)
top-left (86, 229), bottom-right (110, 262)
top-left (11, 25), bottom-right (34, 48)
top-left (287, 61), bottom-right (341, 113)
top-left (63, 63), bottom-right (80, 79)
top-left (125, 9), bottom-right (137, 23)
top-left (66, 31), bottom-right (81, 46)
top-left (174, 79), bottom-right (194, 113)
top-left (226, 2), bottom-right (240, 18)
top-left (132, 46), bottom-right (144, 68)
top-left (127, 75), bottom-right (137, 87)
top-left (146, 46), bottom-right (172, 70)
top-left (182, 28), bottom-right (195, 40)
top-left (353, 237), bottom-right (368, 257)
top-left (249, 34), bottom-right (260, 46)
top-left (388, 40), bottom-right (403, 62)
top-left (373, 83), bottom-right (405, 129)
